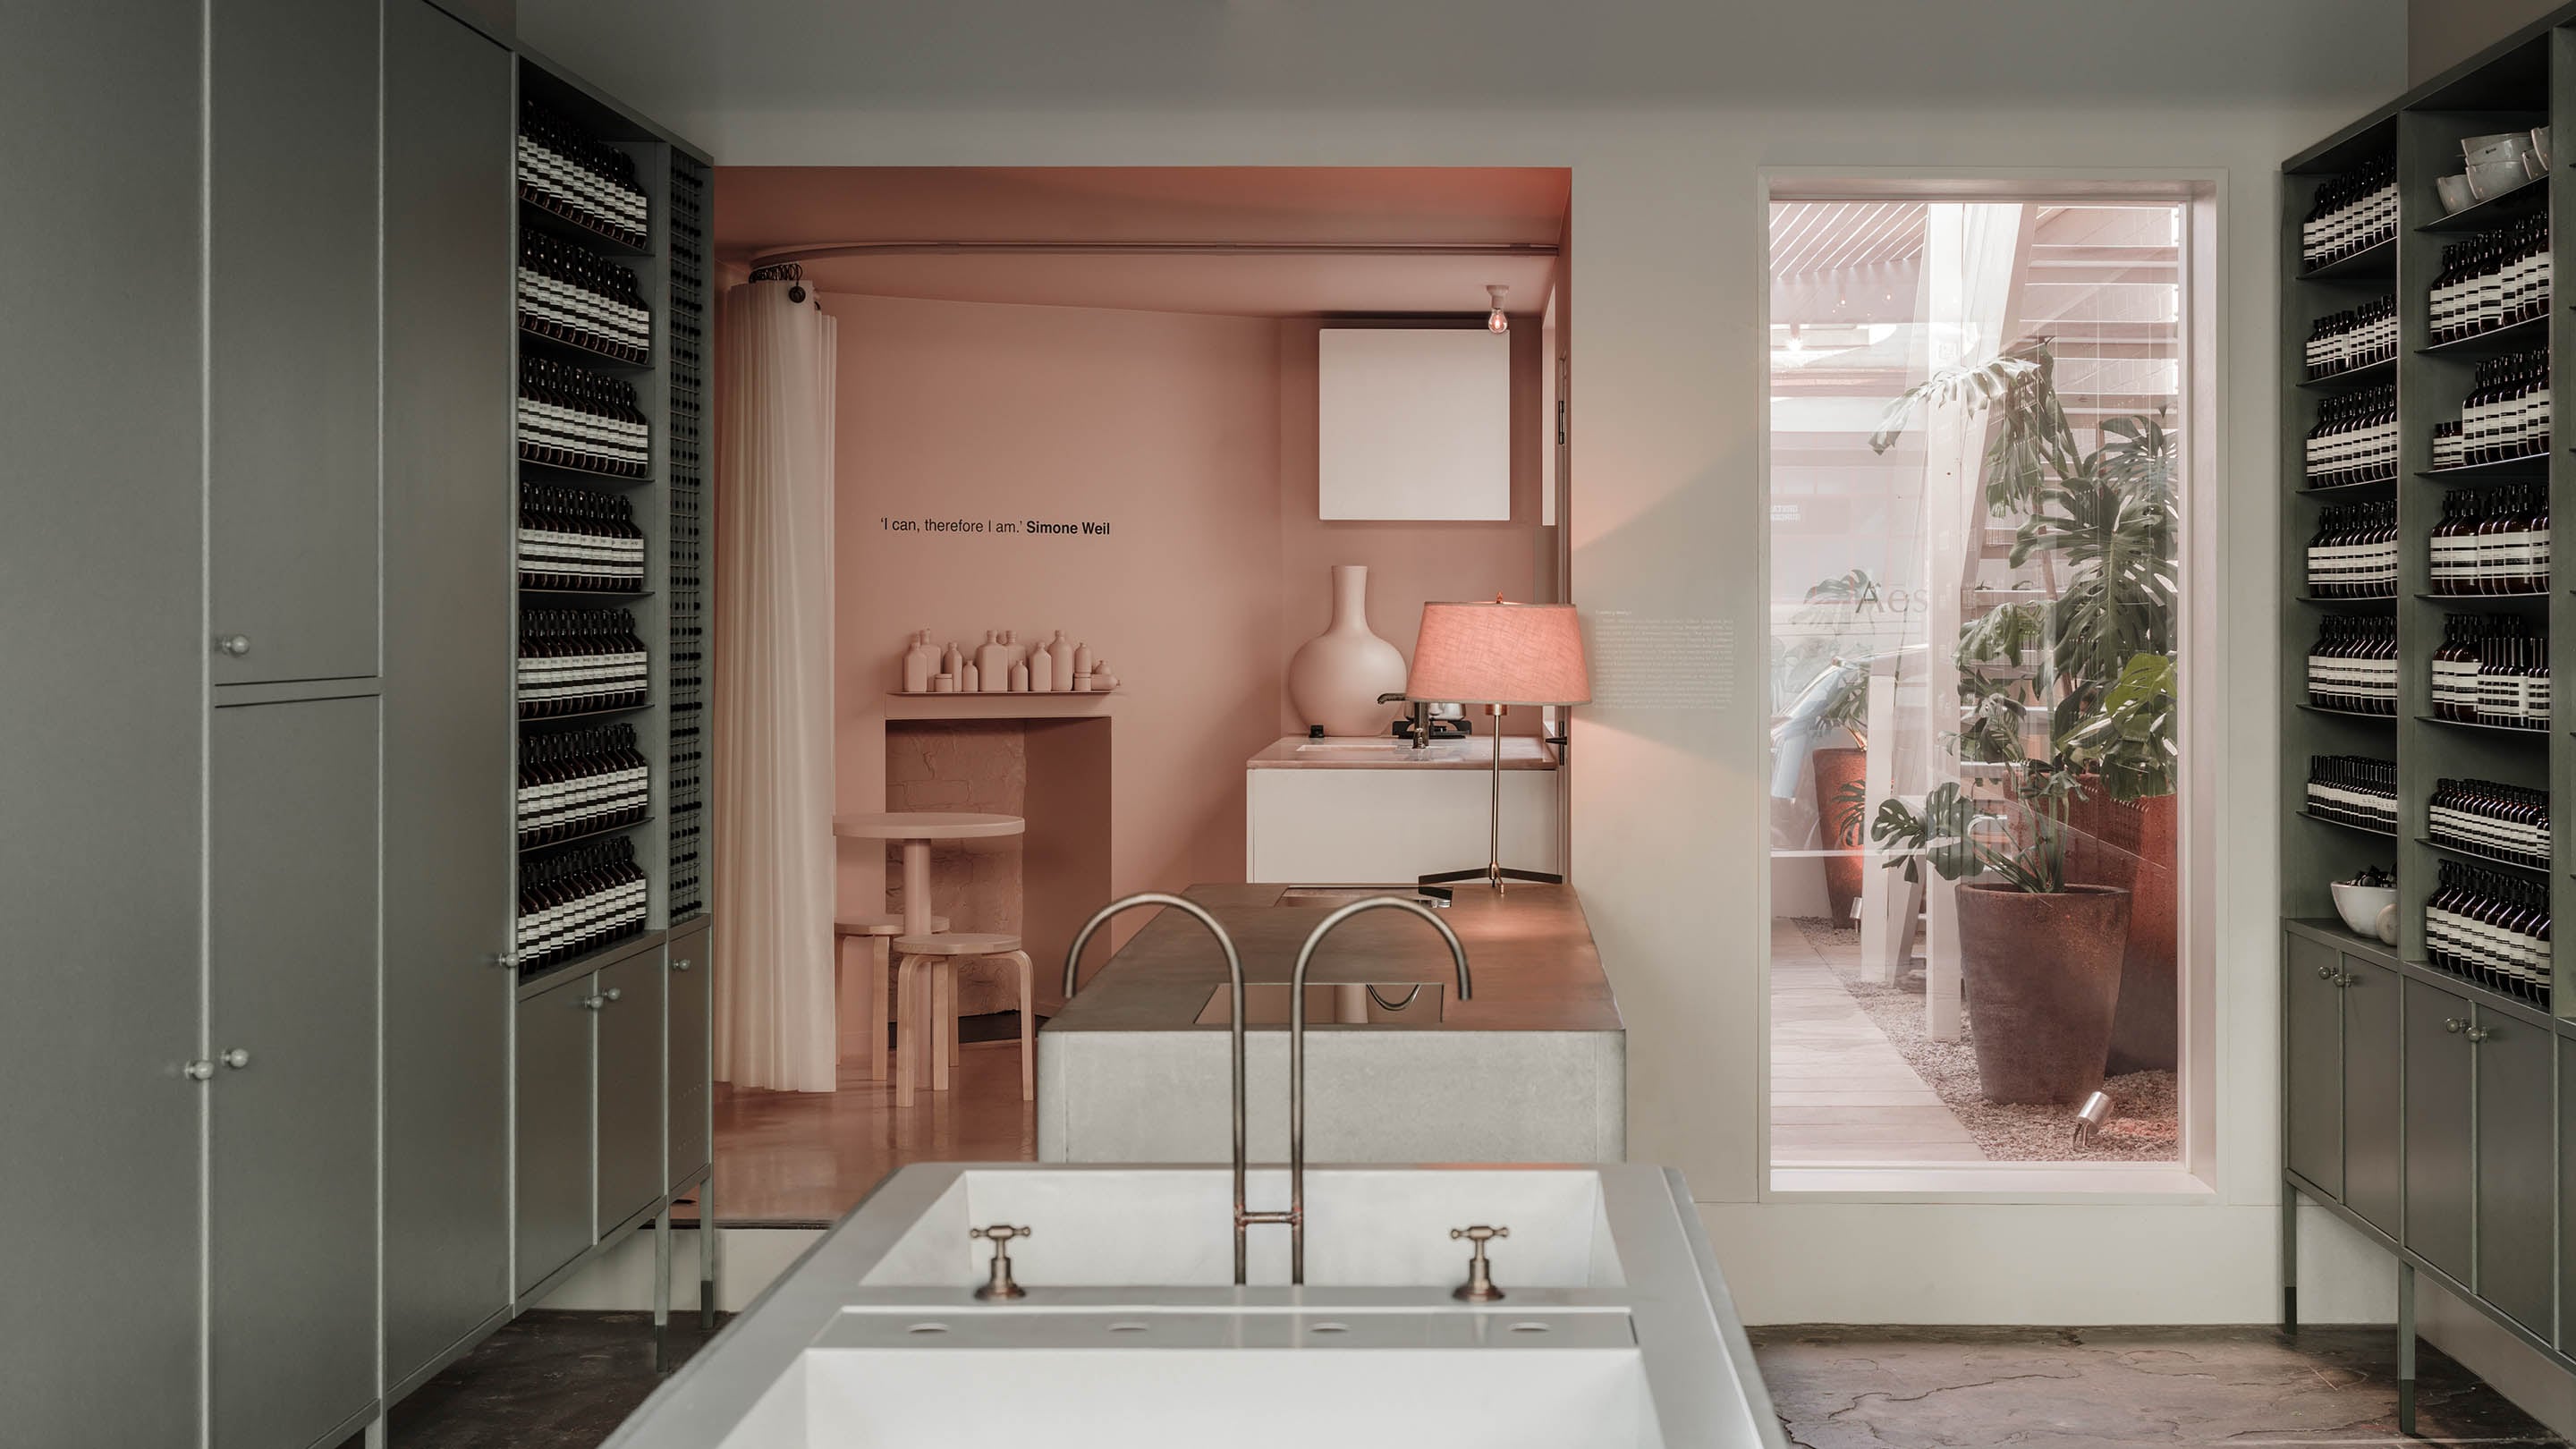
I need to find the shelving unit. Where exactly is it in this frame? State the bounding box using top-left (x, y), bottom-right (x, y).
top-left (2280, 16), bottom-right (2576, 1429)
top-left (505, 47), bottom-right (716, 1360)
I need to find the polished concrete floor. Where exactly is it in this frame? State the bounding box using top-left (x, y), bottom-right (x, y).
top-left (1751, 1325), bottom-right (2569, 1446)
top-left (706, 1021), bottom-right (1037, 1224)
top-left (383, 1314), bottom-right (2565, 1447)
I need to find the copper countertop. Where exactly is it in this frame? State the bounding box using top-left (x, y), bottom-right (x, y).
top-left (1043, 883), bottom-right (1618, 1034)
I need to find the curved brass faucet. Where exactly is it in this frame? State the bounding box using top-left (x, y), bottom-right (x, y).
top-left (1062, 891), bottom-right (1472, 1287)
top-left (1063, 894), bottom-right (1253, 1283)
top-left (1285, 896), bottom-right (1472, 1284)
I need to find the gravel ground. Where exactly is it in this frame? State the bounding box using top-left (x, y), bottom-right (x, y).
top-left (1793, 918), bottom-right (2179, 1163)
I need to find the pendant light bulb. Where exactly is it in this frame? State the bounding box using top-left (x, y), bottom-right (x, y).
top-left (1486, 284), bottom-right (1510, 334)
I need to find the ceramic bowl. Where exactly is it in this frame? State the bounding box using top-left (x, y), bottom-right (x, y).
top-left (2469, 157), bottom-right (2533, 201)
top-left (2437, 174), bottom-right (2479, 214)
top-left (2462, 131), bottom-right (2534, 166)
top-left (2332, 881), bottom-right (2397, 939)
top-left (2533, 126), bottom-right (2553, 168)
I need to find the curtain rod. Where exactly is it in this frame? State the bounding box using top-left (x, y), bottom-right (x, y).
top-left (750, 240), bottom-right (1560, 264)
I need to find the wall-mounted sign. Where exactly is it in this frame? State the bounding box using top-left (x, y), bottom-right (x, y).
top-left (879, 515), bottom-right (1114, 537)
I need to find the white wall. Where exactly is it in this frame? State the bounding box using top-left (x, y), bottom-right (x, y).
top-left (520, 0), bottom-right (2411, 1325)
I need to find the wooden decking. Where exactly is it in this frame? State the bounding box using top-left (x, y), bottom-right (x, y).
top-left (1769, 918), bottom-right (1983, 1164)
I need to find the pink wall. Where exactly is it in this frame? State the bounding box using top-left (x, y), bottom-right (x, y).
top-left (829, 292), bottom-right (1546, 929)
top-left (1275, 320), bottom-right (1549, 737)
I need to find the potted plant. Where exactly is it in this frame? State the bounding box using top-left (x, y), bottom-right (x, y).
top-left (1774, 570), bottom-right (1885, 926)
top-left (1865, 338), bottom-right (2175, 1101)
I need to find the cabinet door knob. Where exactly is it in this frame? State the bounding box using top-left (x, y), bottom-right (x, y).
top-left (2334, 971), bottom-right (2354, 987)
top-left (218, 1047), bottom-right (250, 1069)
top-left (182, 1059), bottom-right (215, 1081)
top-left (604, 987), bottom-right (623, 1003)
top-left (2445, 1016), bottom-right (2468, 1034)
top-left (672, 958), bottom-right (691, 972)
top-left (2466, 1025), bottom-right (2495, 1044)
top-left (581, 993), bottom-right (607, 1011)
top-left (215, 634), bottom-right (250, 657)
top-left (2315, 963), bottom-right (2335, 979)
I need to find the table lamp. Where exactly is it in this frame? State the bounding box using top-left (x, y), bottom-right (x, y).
top-left (1404, 597), bottom-right (1590, 892)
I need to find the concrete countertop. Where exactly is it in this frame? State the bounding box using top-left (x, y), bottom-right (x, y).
top-left (1044, 883), bottom-right (1619, 1034)
top-left (1245, 734), bottom-right (1560, 769)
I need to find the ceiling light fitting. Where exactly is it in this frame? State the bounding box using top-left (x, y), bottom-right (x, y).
top-left (1486, 284), bottom-right (1510, 334)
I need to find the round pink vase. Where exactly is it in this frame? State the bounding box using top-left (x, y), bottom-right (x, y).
top-left (1287, 564), bottom-right (1409, 737)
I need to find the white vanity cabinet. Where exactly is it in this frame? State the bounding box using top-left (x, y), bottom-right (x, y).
top-left (1245, 735), bottom-right (1560, 884)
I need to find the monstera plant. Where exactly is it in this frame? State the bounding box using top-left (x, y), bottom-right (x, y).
top-left (1859, 335), bottom-right (2178, 1102)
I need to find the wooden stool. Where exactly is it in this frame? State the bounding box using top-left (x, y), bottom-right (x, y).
top-left (892, 933), bottom-right (1035, 1106)
top-left (835, 913), bottom-right (948, 1082)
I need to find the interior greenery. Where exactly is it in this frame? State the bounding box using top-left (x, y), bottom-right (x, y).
top-left (1863, 336), bottom-right (2181, 893)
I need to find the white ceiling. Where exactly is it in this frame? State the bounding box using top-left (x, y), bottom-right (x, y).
top-left (519, 0), bottom-right (2403, 137)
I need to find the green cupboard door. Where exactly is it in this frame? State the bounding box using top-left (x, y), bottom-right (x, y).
top-left (208, 0), bottom-right (382, 684)
top-left (208, 698), bottom-right (380, 1449)
top-left (380, 0), bottom-right (514, 1387)
top-left (597, 952), bottom-right (668, 1235)
top-left (517, 975), bottom-right (597, 1294)
top-left (2472, 1011), bottom-right (2554, 1335)
top-left (2341, 956), bottom-right (2403, 1235)
top-left (667, 924), bottom-right (713, 1191)
top-left (2285, 935), bottom-right (2344, 1197)
top-left (2402, 978), bottom-right (2475, 1284)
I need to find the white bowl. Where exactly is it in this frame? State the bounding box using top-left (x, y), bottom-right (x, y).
top-left (2469, 157), bottom-right (2533, 202)
top-left (2463, 131), bottom-right (2534, 166)
top-left (2332, 881), bottom-right (2396, 939)
top-left (2436, 174), bottom-right (2479, 214)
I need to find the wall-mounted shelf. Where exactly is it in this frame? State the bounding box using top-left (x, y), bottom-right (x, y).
top-left (520, 322), bottom-right (651, 371)
top-left (2420, 311), bottom-right (2551, 356)
top-left (2418, 174), bottom-right (2549, 232)
top-left (517, 188), bottom-right (650, 255)
top-left (2299, 235), bottom-right (2396, 279)
top-left (886, 690), bottom-right (1120, 722)
top-left (2298, 357), bottom-right (2397, 389)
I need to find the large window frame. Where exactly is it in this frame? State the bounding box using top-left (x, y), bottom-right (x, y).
top-left (1756, 174), bottom-right (2223, 1200)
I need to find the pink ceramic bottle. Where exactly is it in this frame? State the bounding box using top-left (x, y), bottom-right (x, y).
top-left (1047, 631), bottom-right (1075, 691)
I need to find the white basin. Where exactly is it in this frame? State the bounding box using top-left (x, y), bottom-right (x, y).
top-left (601, 1164), bottom-right (1785, 1449)
top-left (741, 1313), bottom-right (1658, 1449)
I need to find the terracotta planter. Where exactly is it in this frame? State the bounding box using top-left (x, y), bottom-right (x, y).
top-left (2063, 783), bottom-right (2179, 1074)
top-left (1811, 746), bottom-right (1868, 927)
top-left (1955, 882), bottom-right (2132, 1104)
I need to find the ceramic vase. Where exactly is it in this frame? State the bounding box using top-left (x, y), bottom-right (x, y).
top-left (1046, 631), bottom-right (1074, 691)
top-left (1287, 564), bottom-right (1408, 737)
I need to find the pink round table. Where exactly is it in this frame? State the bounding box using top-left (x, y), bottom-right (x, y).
top-left (832, 810), bottom-right (1026, 939)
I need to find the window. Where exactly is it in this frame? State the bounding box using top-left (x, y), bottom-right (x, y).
top-left (1766, 196), bottom-right (2188, 1174)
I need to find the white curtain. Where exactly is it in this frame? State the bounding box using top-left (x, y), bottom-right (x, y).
top-left (713, 280), bottom-right (839, 1092)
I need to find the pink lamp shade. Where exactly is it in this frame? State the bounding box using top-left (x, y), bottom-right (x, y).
top-left (1405, 599), bottom-right (1591, 707)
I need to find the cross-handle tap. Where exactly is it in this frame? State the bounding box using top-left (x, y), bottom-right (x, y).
top-left (1450, 1224), bottom-right (1510, 1301)
top-left (1064, 894), bottom-right (1254, 1284)
top-left (969, 1224), bottom-right (1031, 1300)
top-left (1286, 897), bottom-right (1472, 1284)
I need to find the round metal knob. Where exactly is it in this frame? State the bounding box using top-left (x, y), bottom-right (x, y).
top-left (216, 634), bottom-right (250, 657)
top-left (603, 987), bottom-right (623, 1003)
top-left (581, 994), bottom-right (607, 1011)
top-left (182, 1060), bottom-right (215, 1081)
top-left (2316, 963), bottom-right (2335, 979)
top-left (672, 958), bottom-right (692, 972)
top-left (218, 1048), bottom-right (250, 1069)
top-left (2445, 1017), bottom-right (2469, 1034)
top-left (2466, 1025), bottom-right (2495, 1044)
